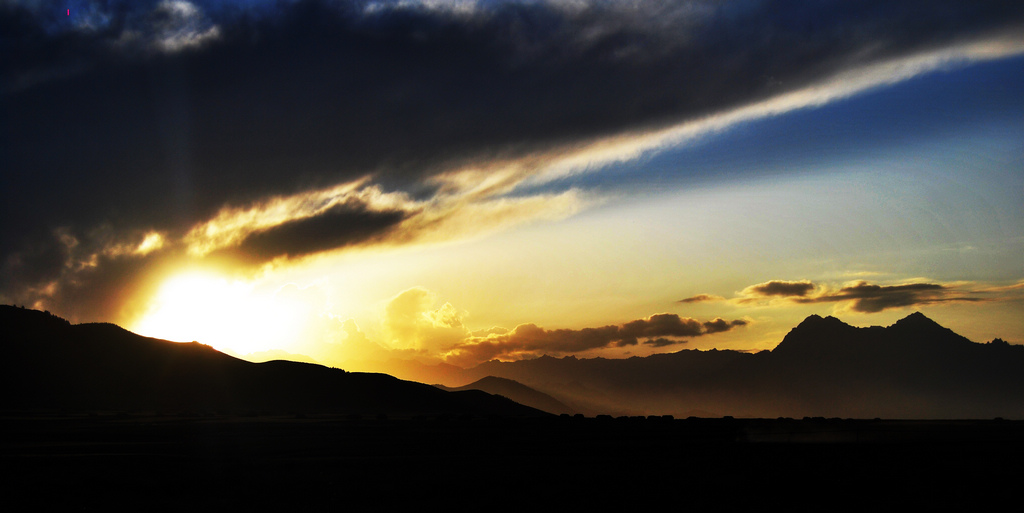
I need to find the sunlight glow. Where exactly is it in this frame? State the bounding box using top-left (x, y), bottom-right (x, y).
top-left (135, 231), bottom-right (165, 255)
top-left (131, 271), bottom-right (305, 356)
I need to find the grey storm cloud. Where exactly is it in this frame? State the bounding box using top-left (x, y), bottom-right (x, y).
top-left (4, 0), bottom-right (1024, 318)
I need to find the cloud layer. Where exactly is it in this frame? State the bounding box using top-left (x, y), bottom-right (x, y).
top-left (446, 314), bottom-right (748, 365)
top-left (371, 286), bottom-right (748, 366)
top-left (4, 0), bottom-right (1024, 320)
top-left (711, 279), bottom-right (1005, 314)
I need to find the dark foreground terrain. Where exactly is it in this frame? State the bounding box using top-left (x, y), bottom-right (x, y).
top-left (4, 413), bottom-right (1021, 509)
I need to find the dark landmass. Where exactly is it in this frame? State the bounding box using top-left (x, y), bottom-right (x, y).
top-left (5, 305), bottom-right (1021, 420)
top-left (4, 413), bottom-right (1022, 508)
top-left (0, 305), bottom-right (545, 419)
top-left (401, 312), bottom-right (1024, 419)
top-left (3, 305), bottom-right (1023, 507)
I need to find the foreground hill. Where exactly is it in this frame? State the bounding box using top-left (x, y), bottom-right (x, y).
top-left (421, 312), bottom-right (1024, 419)
top-left (0, 305), bottom-right (546, 418)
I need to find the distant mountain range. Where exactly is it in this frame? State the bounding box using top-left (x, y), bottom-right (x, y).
top-left (4, 305), bottom-right (1021, 419)
top-left (397, 312), bottom-right (1024, 419)
top-left (0, 305), bottom-right (545, 418)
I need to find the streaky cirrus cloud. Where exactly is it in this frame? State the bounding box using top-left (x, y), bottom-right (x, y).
top-left (3, 0), bottom-right (1024, 322)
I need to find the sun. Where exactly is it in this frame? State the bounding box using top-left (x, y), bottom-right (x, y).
top-left (131, 270), bottom-right (304, 356)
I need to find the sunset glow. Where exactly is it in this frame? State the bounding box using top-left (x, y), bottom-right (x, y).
top-left (3, 0), bottom-right (1022, 380)
top-left (8, 4), bottom-right (1024, 506)
top-left (132, 271), bottom-right (305, 356)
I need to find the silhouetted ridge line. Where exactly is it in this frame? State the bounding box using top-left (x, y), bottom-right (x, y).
top-left (0, 305), bottom-right (548, 418)
top-left (436, 376), bottom-right (577, 415)
top-left (438, 312), bottom-right (1024, 419)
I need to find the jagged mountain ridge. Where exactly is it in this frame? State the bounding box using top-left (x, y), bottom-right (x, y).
top-left (444, 312), bottom-right (1024, 419)
top-left (0, 305), bottom-right (547, 418)
top-left (771, 312), bottom-right (974, 358)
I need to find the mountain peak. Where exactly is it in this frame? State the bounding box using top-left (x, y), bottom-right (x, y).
top-left (887, 311), bottom-right (967, 345)
top-left (771, 314), bottom-right (856, 356)
top-left (891, 311), bottom-right (939, 328)
top-left (793, 313), bottom-right (849, 330)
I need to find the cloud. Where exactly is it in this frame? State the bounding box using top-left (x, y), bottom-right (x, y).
top-left (796, 281), bottom-right (986, 314)
top-left (702, 317), bottom-right (749, 334)
top-left (742, 280), bottom-right (817, 298)
top-left (444, 312), bottom-right (748, 366)
top-left (679, 294), bottom-right (723, 304)
top-left (621, 313), bottom-right (705, 341)
top-left (112, 0), bottom-right (222, 54)
top-left (725, 278), bottom-right (1004, 313)
top-left (226, 198), bottom-right (409, 261)
top-left (359, 287), bottom-right (749, 366)
top-left (4, 0), bottom-right (1024, 320)
top-left (973, 280), bottom-right (1024, 293)
top-left (382, 287), bottom-right (471, 353)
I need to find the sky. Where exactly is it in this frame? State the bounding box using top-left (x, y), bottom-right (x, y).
top-left (2, 0), bottom-right (1023, 373)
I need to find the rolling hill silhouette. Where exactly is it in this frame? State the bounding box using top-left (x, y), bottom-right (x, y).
top-left (0, 305), bottom-right (546, 418)
top-left (430, 312), bottom-right (1024, 419)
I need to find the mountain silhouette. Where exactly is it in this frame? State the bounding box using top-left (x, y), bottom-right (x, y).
top-left (4, 308), bottom-right (1024, 511)
top-left (411, 312), bottom-right (1024, 419)
top-left (0, 305), bottom-right (547, 418)
top-left (435, 376), bottom-right (576, 415)
top-left (6, 305), bottom-right (1021, 419)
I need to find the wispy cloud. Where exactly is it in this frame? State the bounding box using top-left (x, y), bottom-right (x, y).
top-left (113, 0), bottom-right (222, 54)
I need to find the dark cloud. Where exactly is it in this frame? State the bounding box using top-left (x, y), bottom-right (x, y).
top-left (448, 312), bottom-right (747, 364)
top-left (703, 317), bottom-right (748, 334)
top-left (4, 0), bottom-right (1024, 317)
top-left (797, 281), bottom-right (987, 313)
top-left (743, 280), bottom-right (816, 298)
top-left (233, 201), bottom-right (409, 261)
top-left (679, 294), bottom-right (723, 303)
top-left (621, 313), bottom-right (705, 341)
top-left (643, 338), bottom-right (679, 348)
top-left (2, 243), bottom-right (178, 324)
top-left (734, 278), bottom-right (992, 313)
